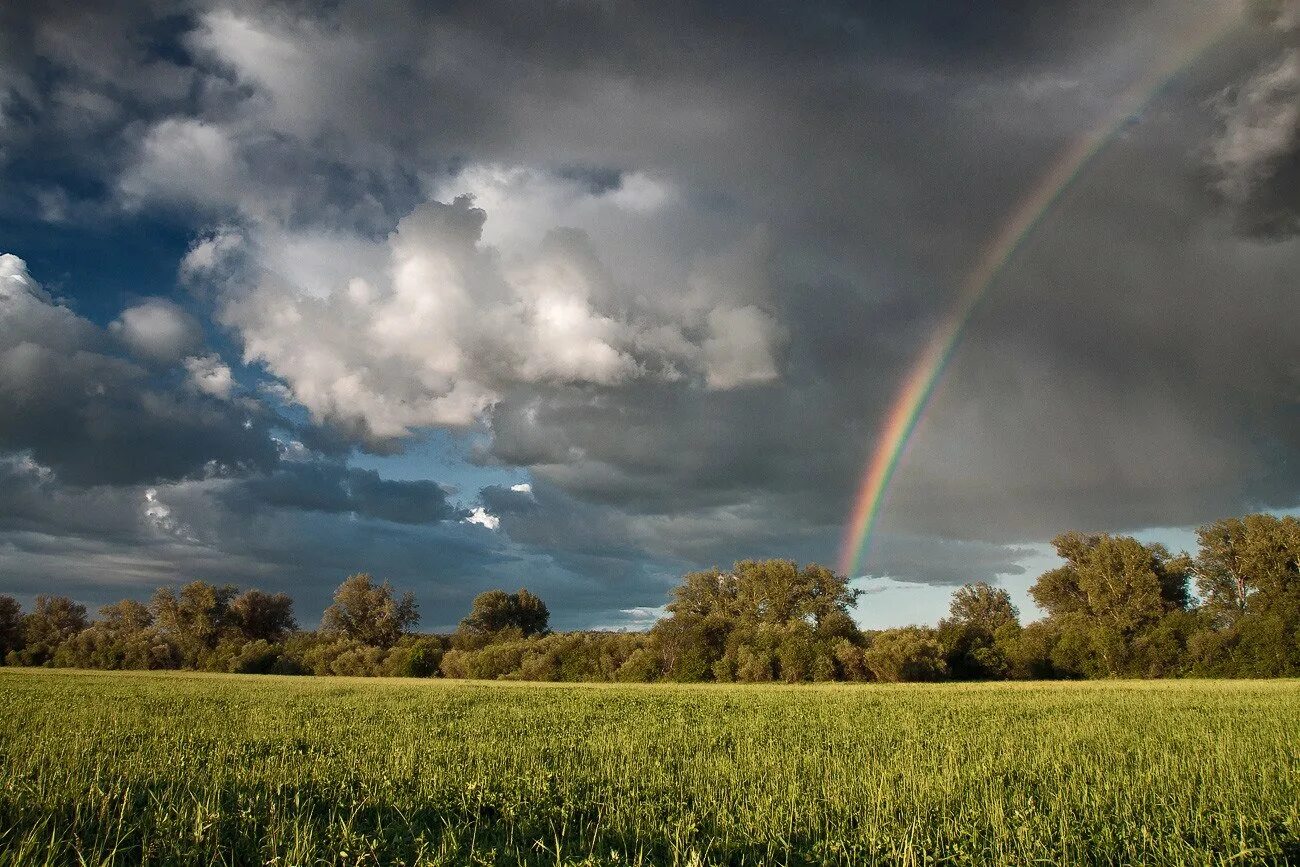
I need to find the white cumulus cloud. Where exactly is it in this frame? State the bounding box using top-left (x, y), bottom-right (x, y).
top-left (110, 299), bottom-right (203, 364)
top-left (433, 164), bottom-right (677, 253)
top-left (118, 118), bottom-right (242, 212)
top-left (214, 188), bottom-right (785, 443)
top-left (183, 353), bottom-right (235, 399)
top-left (465, 506), bottom-right (500, 530)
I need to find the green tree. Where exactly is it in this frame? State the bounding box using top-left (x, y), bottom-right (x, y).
top-left (24, 595), bottom-right (88, 646)
top-left (939, 582), bottom-right (1020, 680)
top-left (614, 646), bottom-right (662, 682)
top-left (832, 638), bottom-right (869, 681)
top-left (230, 589), bottom-right (297, 642)
top-left (1033, 533), bottom-right (1191, 626)
top-left (946, 582), bottom-right (1018, 633)
top-left (150, 581), bottom-right (240, 666)
top-left (320, 573), bottom-right (419, 649)
top-left (99, 599), bottom-right (153, 632)
top-left (1000, 620), bottom-right (1056, 680)
top-left (775, 619), bottom-right (819, 683)
top-left (670, 560), bottom-right (859, 627)
top-left (0, 595), bottom-right (23, 659)
top-left (667, 569), bottom-right (741, 620)
top-left (382, 636), bottom-right (444, 678)
top-left (1187, 515), bottom-right (1300, 676)
top-left (16, 595), bottom-right (88, 665)
top-left (652, 611), bottom-right (728, 681)
top-left (456, 588), bottom-right (550, 644)
top-left (1195, 515), bottom-right (1300, 625)
top-left (1030, 533), bottom-right (1192, 676)
top-left (864, 627), bottom-right (948, 682)
top-left (655, 559), bottom-right (862, 681)
top-left (52, 599), bottom-right (174, 671)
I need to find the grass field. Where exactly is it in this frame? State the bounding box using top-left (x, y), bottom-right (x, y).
top-left (0, 671), bottom-right (1296, 866)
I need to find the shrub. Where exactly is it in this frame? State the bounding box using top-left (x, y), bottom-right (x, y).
top-left (864, 627), bottom-right (948, 683)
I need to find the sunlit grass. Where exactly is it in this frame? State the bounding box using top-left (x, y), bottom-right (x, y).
top-left (0, 669), bottom-right (1296, 865)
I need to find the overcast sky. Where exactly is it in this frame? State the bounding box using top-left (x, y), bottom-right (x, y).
top-left (1, 0), bottom-right (1297, 630)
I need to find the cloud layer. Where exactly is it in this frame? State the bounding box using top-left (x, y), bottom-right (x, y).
top-left (0, 0), bottom-right (1298, 629)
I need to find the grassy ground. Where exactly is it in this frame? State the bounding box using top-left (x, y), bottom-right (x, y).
top-left (0, 670), bottom-right (1296, 865)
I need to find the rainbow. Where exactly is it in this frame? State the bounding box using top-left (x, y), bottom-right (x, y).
top-left (837, 9), bottom-right (1242, 579)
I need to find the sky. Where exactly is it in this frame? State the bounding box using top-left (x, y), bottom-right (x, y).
top-left (1, 0), bottom-right (1298, 631)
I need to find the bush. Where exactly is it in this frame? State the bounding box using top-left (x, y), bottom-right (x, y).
top-left (615, 647), bottom-right (662, 682)
top-left (735, 645), bottom-right (775, 683)
top-left (229, 639), bottom-right (305, 675)
top-left (832, 639), bottom-right (870, 681)
top-left (864, 628), bottom-right (948, 683)
top-left (440, 641), bottom-right (528, 680)
top-left (383, 637), bottom-right (444, 677)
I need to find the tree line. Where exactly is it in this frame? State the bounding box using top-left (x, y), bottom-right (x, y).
top-left (1, 513), bottom-right (1296, 681)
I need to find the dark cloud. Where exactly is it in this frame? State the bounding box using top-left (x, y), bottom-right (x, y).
top-left (0, 455), bottom-right (146, 542)
top-left (1208, 48), bottom-right (1300, 238)
top-left (1199, 1), bottom-right (1300, 239)
top-left (878, 107), bottom-right (1300, 542)
top-left (229, 461), bottom-right (464, 525)
top-left (0, 455), bottom-right (672, 631)
top-left (1, 0), bottom-right (1299, 629)
top-left (0, 254), bottom-right (278, 486)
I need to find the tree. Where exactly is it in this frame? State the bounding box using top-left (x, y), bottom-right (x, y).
top-left (945, 582), bottom-right (1018, 633)
top-left (150, 581), bottom-right (240, 665)
top-left (1190, 515), bottom-right (1300, 677)
top-left (1000, 620), bottom-right (1056, 680)
top-left (939, 582), bottom-right (1020, 680)
top-left (1030, 533), bottom-right (1192, 677)
top-left (457, 588), bottom-right (550, 641)
top-left (1033, 533), bottom-right (1191, 627)
top-left (24, 595), bottom-right (88, 646)
top-left (99, 599), bottom-right (153, 633)
top-left (50, 599), bottom-right (172, 671)
top-left (651, 611), bottom-right (727, 681)
top-left (320, 573), bottom-right (419, 649)
top-left (230, 589), bottom-right (297, 642)
top-left (655, 560), bottom-right (863, 681)
top-left (382, 636), bottom-right (444, 678)
top-left (512, 588), bottom-right (551, 635)
top-left (17, 595), bottom-right (88, 664)
top-left (0, 595), bottom-right (23, 658)
top-left (775, 619), bottom-right (821, 683)
top-left (864, 627), bottom-right (948, 682)
top-left (1195, 515), bottom-right (1300, 624)
top-left (668, 569), bottom-right (744, 620)
top-left (670, 560), bottom-right (860, 627)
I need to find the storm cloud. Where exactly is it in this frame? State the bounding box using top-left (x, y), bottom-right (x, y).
top-left (0, 0), bottom-right (1298, 628)
top-left (0, 254), bottom-right (277, 486)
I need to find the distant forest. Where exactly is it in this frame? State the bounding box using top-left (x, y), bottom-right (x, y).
top-left (2, 513), bottom-right (1297, 681)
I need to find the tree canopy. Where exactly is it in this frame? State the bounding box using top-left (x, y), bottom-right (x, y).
top-left (456, 588), bottom-right (550, 642)
top-left (320, 573), bottom-right (419, 649)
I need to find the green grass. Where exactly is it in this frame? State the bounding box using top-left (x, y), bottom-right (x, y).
top-left (0, 670), bottom-right (1297, 866)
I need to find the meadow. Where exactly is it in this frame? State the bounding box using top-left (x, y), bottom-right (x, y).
top-left (0, 670), bottom-right (1296, 866)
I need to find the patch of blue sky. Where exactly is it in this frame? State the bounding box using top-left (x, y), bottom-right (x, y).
top-left (347, 428), bottom-right (529, 500)
top-left (0, 214), bottom-right (194, 324)
top-left (851, 543), bottom-right (1057, 630)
